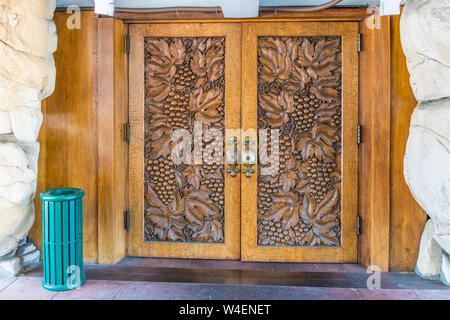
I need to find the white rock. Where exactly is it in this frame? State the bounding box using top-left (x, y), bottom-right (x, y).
top-left (0, 0), bottom-right (56, 276)
top-left (0, 247), bottom-right (15, 260)
top-left (0, 199), bottom-right (34, 260)
top-left (435, 235), bottom-right (450, 256)
top-left (14, 87), bottom-right (42, 108)
top-left (17, 141), bottom-right (40, 176)
top-left (6, 12), bottom-right (16, 27)
top-left (441, 252), bottom-right (450, 286)
top-left (0, 7), bottom-right (57, 58)
top-left (0, 41), bottom-right (56, 98)
top-left (0, 138), bottom-right (40, 176)
top-left (400, 0), bottom-right (450, 101)
top-left (0, 142), bottom-right (28, 168)
top-left (416, 220), bottom-right (442, 280)
top-left (0, 138), bottom-right (39, 175)
top-left (0, 183), bottom-right (34, 206)
top-left (12, 208), bottom-right (35, 242)
top-left (0, 81), bottom-right (42, 112)
top-left (0, 110), bottom-right (11, 134)
top-left (9, 106), bottom-right (43, 142)
top-left (16, 242), bottom-right (36, 256)
top-left (0, 256), bottom-right (20, 276)
top-left (404, 99), bottom-right (450, 237)
top-left (20, 249), bottom-right (39, 272)
top-left (0, 198), bottom-right (27, 235)
top-left (0, 235), bottom-right (17, 257)
top-left (0, 166), bottom-right (35, 187)
top-left (0, 0), bottom-right (56, 20)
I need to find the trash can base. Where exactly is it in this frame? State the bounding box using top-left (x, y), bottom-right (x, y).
top-left (42, 273), bottom-right (86, 291)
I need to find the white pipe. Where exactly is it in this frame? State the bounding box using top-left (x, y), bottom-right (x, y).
top-left (220, 0), bottom-right (259, 18)
top-left (94, 0), bottom-right (115, 16)
top-left (379, 0), bottom-right (401, 16)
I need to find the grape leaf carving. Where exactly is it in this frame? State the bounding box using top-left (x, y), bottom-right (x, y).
top-left (278, 159), bottom-right (299, 193)
top-left (259, 90), bottom-right (294, 128)
top-left (146, 121), bottom-right (173, 159)
top-left (265, 193), bottom-right (301, 230)
top-left (257, 36), bottom-right (343, 248)
top-left (295, 125), bottom-right (339, 162)
top-left (145, 185), bottom-right (187, 242)
top-left (190, 38), bottom-right (225, 85)
top-left (183, 166), bottom-right (202, 190)
top-left (297, 38), bottom-right (341, 102)
top-left (300, 189), bottom-right (340, 247)
top-left (144, 37), bottom-right (226, 244)
top-left (258, 37), bottom-right (301, 83)
top-left (188, 88), bottom-right (223, 124)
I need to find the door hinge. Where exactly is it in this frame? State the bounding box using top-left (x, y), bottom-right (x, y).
top-left (125, 122), bottom-right (130, 143)
top-left (357, 124), bottom-right (362, 145)
top-left (357, 215), bottom-right (361, 236)
top-left (125, 210), bottom-right (130, 232)
top-left (125, 33), bottom-right (130, 55)
top-left (357, 33), bottom-right (362, 53)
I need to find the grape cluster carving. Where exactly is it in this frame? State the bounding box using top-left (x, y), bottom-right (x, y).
top-left (257, 36), bottom-right (343, 247)
top-left (144, 37), bottom-right (226, 243)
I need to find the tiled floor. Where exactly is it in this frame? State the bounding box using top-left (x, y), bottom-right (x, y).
top-left (0, 258), bottom-right (449, 300)
top-left (1, 277), bottom-right (450, 300)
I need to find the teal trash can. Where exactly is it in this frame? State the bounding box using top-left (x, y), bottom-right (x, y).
top-left (41, 188), bottom-right (86, 291)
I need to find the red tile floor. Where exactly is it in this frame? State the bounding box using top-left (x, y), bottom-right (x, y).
top-left (1, 258), bottom-right (449, 300)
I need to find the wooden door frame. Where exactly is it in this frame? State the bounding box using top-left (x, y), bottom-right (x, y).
top-left (96, 12), bottom-right (391, 270)
top-left (96, 17), bottom-right (129, 264)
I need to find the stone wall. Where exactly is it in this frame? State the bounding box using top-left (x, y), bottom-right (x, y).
top-left (401, 0), bottom-right (450, 286)
top-left (0, 0), bottom-right (56, 276)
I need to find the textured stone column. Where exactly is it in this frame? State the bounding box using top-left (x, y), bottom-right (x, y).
top-left (401, 0), bottom-right (450, 285)
top-left (0, 0), bottom-right (56, 276)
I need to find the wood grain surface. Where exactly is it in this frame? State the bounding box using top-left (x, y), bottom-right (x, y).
top-left (128, 23), bottom-right (241, 260)
top-left (241, 22), bottom-right (359, 263)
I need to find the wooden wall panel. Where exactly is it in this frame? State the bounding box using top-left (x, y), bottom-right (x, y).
top-left (389, 15), bottom-right (427, 271)
top-left (358, 16), bottom-right (391, 271)
top-left (113, 19), bottom-right (129, 263)
top-left (30, 11), bottom-right (99, 262)
top-left (97, 17), bottom-right (128, 264)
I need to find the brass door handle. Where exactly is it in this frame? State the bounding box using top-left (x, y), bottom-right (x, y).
top-left (242, 136), bottom-right (256, 178)
top-left (226, 163), bottom-right (240, 177)
top-left (226, 136), bottom-right (240, 177)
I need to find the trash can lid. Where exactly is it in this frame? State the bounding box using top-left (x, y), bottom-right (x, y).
top-left (40, 188), bottom-right (85, 201)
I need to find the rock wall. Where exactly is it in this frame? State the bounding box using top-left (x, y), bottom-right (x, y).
top-left (0, 0), bottom-right (56, 276)
top-left (401, 0), bottom-right (450, 286)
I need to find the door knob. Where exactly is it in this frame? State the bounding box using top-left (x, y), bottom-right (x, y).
top-left (226, 136), bottom-right (240, 177)
top-left (242, 136), bottom-right (256, 178)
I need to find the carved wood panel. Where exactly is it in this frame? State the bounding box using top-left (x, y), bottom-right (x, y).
top-left (143, 37), bottom-right (226, 243)
top-left (256, 36), bottom-right (343, 247)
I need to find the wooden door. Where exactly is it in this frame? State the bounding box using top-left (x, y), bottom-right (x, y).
top-left (128, 23), bottom-right (241, 259)
top-left (241, 22), bottom-right (359, 262)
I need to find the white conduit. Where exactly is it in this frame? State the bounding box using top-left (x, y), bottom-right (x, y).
top-left (94, 0), bottom-right (346, 17)
top-left (94, 0), bottom-right (115, 16)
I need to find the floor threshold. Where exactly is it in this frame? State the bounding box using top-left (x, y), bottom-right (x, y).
top-left (22, 258), bottom-right (450, 291)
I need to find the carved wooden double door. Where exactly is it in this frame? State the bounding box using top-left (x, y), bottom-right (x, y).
top-left (128, 22), bottom-right (359, 263)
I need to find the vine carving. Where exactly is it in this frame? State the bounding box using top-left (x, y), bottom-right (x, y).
top-left (257, 36), bottom-right (343, 247)
top-left (144, 37), bottom-right (226, 243)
